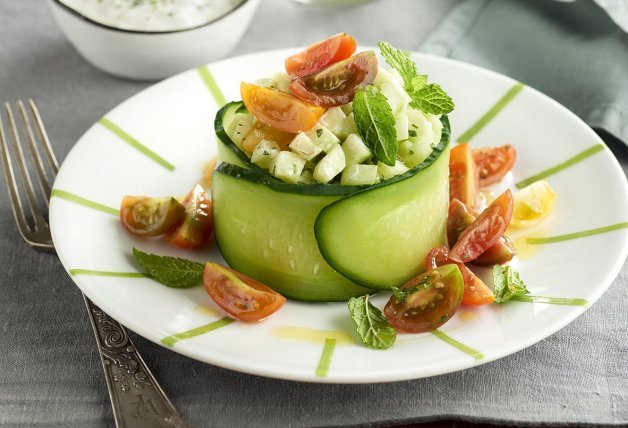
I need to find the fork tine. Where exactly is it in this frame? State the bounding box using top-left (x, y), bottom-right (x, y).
top-left (28, 99), bottom-right (59, 175)
top-left (17, 100), bottom-right (53, 204)
top-left (3, 103), bottom-right (47, 231)
top-left (0, 110), bottom-right (33, 240)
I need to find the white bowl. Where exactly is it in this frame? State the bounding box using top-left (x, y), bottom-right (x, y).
top-left (47, 0), bottom-right (260, 81)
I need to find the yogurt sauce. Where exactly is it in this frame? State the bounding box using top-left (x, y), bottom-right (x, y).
top-left (59, 0), bottom-right (246, 32)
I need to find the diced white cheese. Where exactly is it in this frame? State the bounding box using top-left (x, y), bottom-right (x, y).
top-left (341, 134), bottom-right (371, 165)
top-left (251, 139), bottom-right (280, 169)
top-left (319, 107), bottom-right (346, 137)
top-left (289, 132), bottom-right (322, 161)
top-left (226, 113), bottom-right (255, 147)
top-left (306, 125), bottom-right (340, 153)
top-left (340, 164), bottom-right (378, 185)
top-left (337, 113), bottom-right (358, 140)
top-left (377, 159), bottom-right (409, 180)
top-left (314, 145), bottom-right (346, 183)
top-left (270, 151), bottom-right (306, 184)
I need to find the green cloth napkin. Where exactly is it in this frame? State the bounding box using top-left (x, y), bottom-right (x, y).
top-left (421, 0), bottom-right (628, 144)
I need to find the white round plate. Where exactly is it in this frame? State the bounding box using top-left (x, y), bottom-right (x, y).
top-left (50, 48), bottom-right (628, 383)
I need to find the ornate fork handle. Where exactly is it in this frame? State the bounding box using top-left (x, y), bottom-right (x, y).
top-left (84, 295), bottom-right (186, 428)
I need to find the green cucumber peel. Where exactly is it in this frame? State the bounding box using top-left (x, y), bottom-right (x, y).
top-left (132, 247), bottom-right (203, 288)
top-left (348, 295), bottom-right (396, 349)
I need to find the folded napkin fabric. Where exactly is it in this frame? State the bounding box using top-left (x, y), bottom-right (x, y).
top-left (421, 0), bottom-right (628, 144)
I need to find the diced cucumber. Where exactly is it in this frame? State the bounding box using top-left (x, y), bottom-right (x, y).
top-left (272, 72), bottom-right (291, 93)
top-left (374, 66), bottom-right (403, 87)
top-left (306, 125), bottom-right (340, 153)
top-left (428, 113), bottom-right (443, 142)
top-left (314, 118), bottom-right (451, 290)
top-left (314, 145), bottom-right (345, 184)
top-left (394, 109), bottom-right (409, 141)
top-left (340, 102), bottom-right (353, 115)
top-left (340, 164), bottom-right (378, 185)
top-left (212, 166), bottom-right (372, 301)
top-left (226, 113), bottom-right (255, 147)
top-left (378, 159), bottom-right (409, 180)
top-left (251, 140), bottom-right (280, 169)
top-left (337, 113), bottom-right (358, 140)
top-left (271, 151), bottom-right (306, 184)
top-left (298, 169), bottom-right (316, 184)
top-left (289, 132), bottom-right (321, 161)
top-left (398, 139), bottom-right (431, 168)
top-left (380, 81), bottom-right (411, 116)
top-left (341, 133), bottom-right (372, 165)
top-left (318, 107), bottom-right (346, 137)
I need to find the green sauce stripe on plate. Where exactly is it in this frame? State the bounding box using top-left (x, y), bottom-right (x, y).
top-left (197, 66), bottom-right (227, 107)
top-left (315, 338), bottom-right (337, 377)
top-left (51, 189), bottom-right (119, 216)
top-left (527, 222), bottom-right (628, 244)
top-left (69, 269), bottom-right (148, 278)
top-left (98, 118), bottom-right (175, 171)
top-left (513, 295), bottom-right (589, 306)
top-left (161, 317), bottom-right (233, 347)
top-left (431, 329), bottom-right (484, 360)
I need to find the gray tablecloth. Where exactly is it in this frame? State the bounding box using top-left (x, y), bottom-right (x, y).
top-left (0, 0), bottom-right (627, 427)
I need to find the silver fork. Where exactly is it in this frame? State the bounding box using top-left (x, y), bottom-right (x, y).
top-left (0, 100), bottom-right (186, 428)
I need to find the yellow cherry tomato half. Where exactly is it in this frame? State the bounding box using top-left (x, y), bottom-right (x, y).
top-left (510, 180), bottom-right (556, 228)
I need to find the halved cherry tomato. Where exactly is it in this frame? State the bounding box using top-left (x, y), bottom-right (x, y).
top-left (285, 33), bottom-right (357, 78)
top-left (510, 180), bottom-right (556, 228)
top-left (472, 145), bottom-right (516, 187)
top-left (120, 196), bottom-right (185, 236)
top-left (289, 51), bottom-right (378, 107)
top-left (384, 264), bottom-right (463, 333)
top-left (449, 189), bottom-right (513, 263)
top-left (447, 198), bottom-right (515, 266)
top-left (425, 246), bottom-right (494, 306)
top-left (203, 262), bottom-right (286, 322)
top-left (167, 185), bottom-right (213, 249)
top-left (241, 82), bottom-right (325, 133)
top-left (449, 143), bottom-right (479, 209)
top-left (241, 120), bottom-right (295, 153)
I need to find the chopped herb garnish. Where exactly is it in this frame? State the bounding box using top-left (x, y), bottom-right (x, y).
top-left (263, 150), bottom-right (270, 156)
top-left (408, 130), bottom-right (417, 138)
top-left (316, 128), bottom-right (324, 138)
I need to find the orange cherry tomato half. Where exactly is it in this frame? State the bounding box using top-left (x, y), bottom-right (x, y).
top-left (449, 143), bottom-right (479, 210)
top-left (289, 51), bottom-right (378, 107)
top-left (120, 196), bottom-right (185, 237)
top-left (241, 120), bottom-right (295, 153)
top-left (167, 185), bottom-right (213, 249)
top-left (449, 189), bottom-right (513, 263)
top-left (447, 198), bottom-right (515, 266)
top-left (203, 262), bottom-right (286, 322)
top-left (285, 33), bottom-right (357, 78)
top-left (424, 246), bottom-right (494, 306)
top-left (473, 144), bottom-right (516, 187)
top-left (241, 82), bottom-right (325, 133)
top-left (384, 264), bottom-right (464, 333)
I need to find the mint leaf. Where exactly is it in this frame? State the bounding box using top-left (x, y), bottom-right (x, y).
top-left (378, 41), bottom-right (455, 115)
top-left (492, 265), bottom-right (530, 303)
top-left (410, 84), bottom-right (455, 115)
top-left (353, 85), bottom-right (398, 166)
top-left (133, 247), bottom-right (204, 288)
top-left (348, 295), bottom-right (396, 349)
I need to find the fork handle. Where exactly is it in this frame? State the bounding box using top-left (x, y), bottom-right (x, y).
top-left (83, 295), bottom-right (187, 428)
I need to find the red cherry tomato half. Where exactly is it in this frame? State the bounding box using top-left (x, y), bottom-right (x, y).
top-left (473, 145), bottom-right (516, 187)
top-left (447, 198), bottom-right (516, 266)
top-left (120, 196), bottom-right (185, 237)
top-left (289, 51), bottom-right (378, 107)
top-left (384, 264), bottom-right (464, 333)
top-left (203, 262), bottom-right (286, 322)
top-left (241, 82), bottom-right (325, 133)
top-left (424, 246), bottom-right (494, 306)
top-left (449, 189), bottom-right (513, 263)
top-left (285, 33), bottom-right (357, 78)
top-left (167, 185), bottom-right (213, 249)
top-left (449, 143), bottom-right (479, 210)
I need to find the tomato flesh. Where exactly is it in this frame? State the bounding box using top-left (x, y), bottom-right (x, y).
top-left (285, 33), bottom-right (357, 78)
top-left (120, 196), bottom-right (185, 236)
top-left (203, 262), bottom-right (286, 322)
top-left (384, 264), bottom-right (463, 333)
top-left (449, 189), bottom-right (513, 263)
top-left (425, 246), bottom-right (494, 306)
top-left (449, 143), bottom-right (479, 210)
top-left (241, 82), bottom-right (325, 133)
top-left (241, 120), bottom-right (295, 153)
top-left (447, 198), bottom-right (515, 265)
top-left (167, 185), bottom-right (213, 249)
top-left (289, 51), bottom-right (378, 107)
top-left (473, 145), bottom-right (516, 187)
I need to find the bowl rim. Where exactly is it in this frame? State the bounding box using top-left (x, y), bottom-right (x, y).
top-left (49, 0), bottom-right (253, 35)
